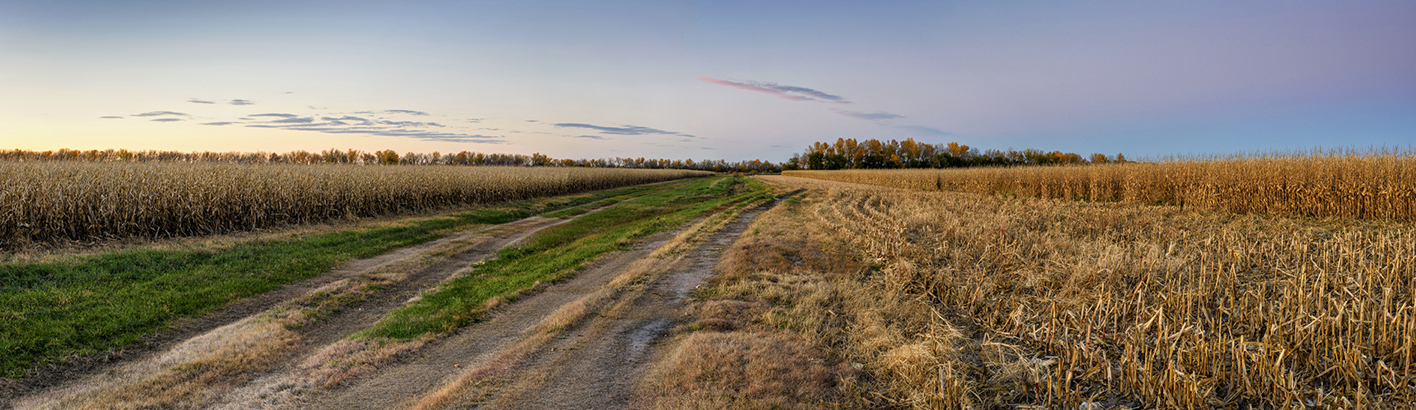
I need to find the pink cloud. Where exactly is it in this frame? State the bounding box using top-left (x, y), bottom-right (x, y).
top-left (699, 76), bottom-right (848, 103)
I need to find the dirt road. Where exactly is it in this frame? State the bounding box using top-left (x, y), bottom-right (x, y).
top-left (475, 200), bottom-right (765, 410)
top-left (13, 182), bottom-right (788, 410)
top-left (303, 194), bottom-right (788, 409)
top-left (13, 212), bottom-right (588, 409)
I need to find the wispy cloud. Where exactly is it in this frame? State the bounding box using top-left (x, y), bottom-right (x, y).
top-left (553, 123), bottom-right (687, 136)
top-left (99, 116), bottom-right (123, 119)
top-left (571, 135), bottom-right (608, 140)
top-left (269, 117), bottom-right (315, 124)
top-left (833, 109), bottom-right (904, 121)
top-left (699, 76), bottom-right (849, 103)
top-left (188, 99), bottom-right (215, 104)
top-left (198, 109), bottom-right (504, 143)
top-left (230, 99), bottom-right (254, 105)
top-left (248, 126), bottom-right (502, 144)
top-left (321, 116), bottom-right (373, 126)
top-left (896, 125), bottom-right (955, 137)
top-left (151, 118), bottom-right (183, 122)
top-left (380, 120), bottom-right (443, 128)
top-left (131, 111), bottom-right (189, 117)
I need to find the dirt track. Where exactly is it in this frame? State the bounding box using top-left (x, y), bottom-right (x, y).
top-left (477, 199), bottom-right (771, 409)
top-left (12, 183), bottom-right (789, 410)
top-left (302, 194), bottom-right (785, 410)
top-left (11, 214), bottom-right (580, 409)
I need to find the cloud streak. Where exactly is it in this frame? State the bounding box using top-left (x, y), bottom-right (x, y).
top-left (833, 109), bottom-right (904, 121)
top-left (571, 135), bottom-right (608, 140)
top-left (896, 125), bottom-right (955, 137)
top-left (190, 109), bottom-right (503, 144)
top-left (188, 99), bottom-right (215, 104)
top-left (322, 116), bottom-right (373, 126)
top-left (699, 76), bottom-right (849, 103)
top-left (554, 123), bottom-right (673, 135)
top-left (131, 111), bottom-right (189, 117)
top-left (380, 120), bottom-right (443, 128)
top-left (553, 123), bottom-right (694, 138)
top-left (229, 99), bottom-right (254, 105)
top-left (248, 125), bottom-right (502, 144)
top-left (269, 117), bottom-right (315, 124)
top-left (99, 116), bottom-right (123, 119)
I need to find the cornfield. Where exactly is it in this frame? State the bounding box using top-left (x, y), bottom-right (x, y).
top-left (0, 162), bottom-right (708, 248)
top-left (785, 150), bottom-right (1416, 221)
top-left (770, 176), bottom-right (1416, 408)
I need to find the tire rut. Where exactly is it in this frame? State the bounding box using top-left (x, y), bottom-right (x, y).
top-left (233, 216), bottom-right (571, 384)
top-left (304, 227), bottom-right (685, 410)
top-left (12, 208), bottom-right (604, 410)
top-left (473, 191), bottom-right (799, 410)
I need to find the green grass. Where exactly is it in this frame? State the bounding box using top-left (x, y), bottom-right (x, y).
top-left (0, 179), bottom-right (686, 379)
top-left (357, 176), bottom-right (772, 339)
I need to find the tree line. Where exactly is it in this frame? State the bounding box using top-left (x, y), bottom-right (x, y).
top-left (785, 138), bottom-right (1127, 170)
top-left (0, 148), bottom-right (783, 173)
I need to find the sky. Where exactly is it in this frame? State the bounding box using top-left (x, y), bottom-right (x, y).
top-left (2, 0), bottom-right (1413, 162)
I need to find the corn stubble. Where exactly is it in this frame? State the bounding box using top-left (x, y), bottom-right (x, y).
top-left (0, 162), bottom-right (706, 248)
top-left (786, 150), bottom-right (1416, 221)
top-left (775, 175), bottom-right (1415, 408)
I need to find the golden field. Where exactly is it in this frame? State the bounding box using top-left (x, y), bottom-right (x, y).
top-left (736, 175), bottom-right (1415, 408)
top-left (0, 162), bottom-right (707, 248)
top-left (785, 151), bottom-right (1416, 221)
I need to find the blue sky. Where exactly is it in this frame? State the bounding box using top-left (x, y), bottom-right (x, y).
top-left (2, 0), bottom-right (1413, 161)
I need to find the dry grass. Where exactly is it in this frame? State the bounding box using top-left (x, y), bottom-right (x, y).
top-left (19, 317), bottom-right (300, 410)
top-left (639, 182), bottom-right (1036, 409)
top-left (764, 175), bottom-right (1416, 408)
top-left (785, 150), bottom-right (1416, 221)
top-left (0, 162), bottom-right (706, 248)
top-left (642, 331), bottom-right (840, 409)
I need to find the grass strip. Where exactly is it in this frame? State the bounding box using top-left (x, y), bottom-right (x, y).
top-left (357, 176), bottom-right (772, 339)
top-left (0, 180), bottom-right (685, 379)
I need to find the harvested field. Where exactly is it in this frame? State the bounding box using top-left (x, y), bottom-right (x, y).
top-left (740, 175), bottom-right (1415, 408)
top-left (785, 150), bottom-right (1416, 221)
